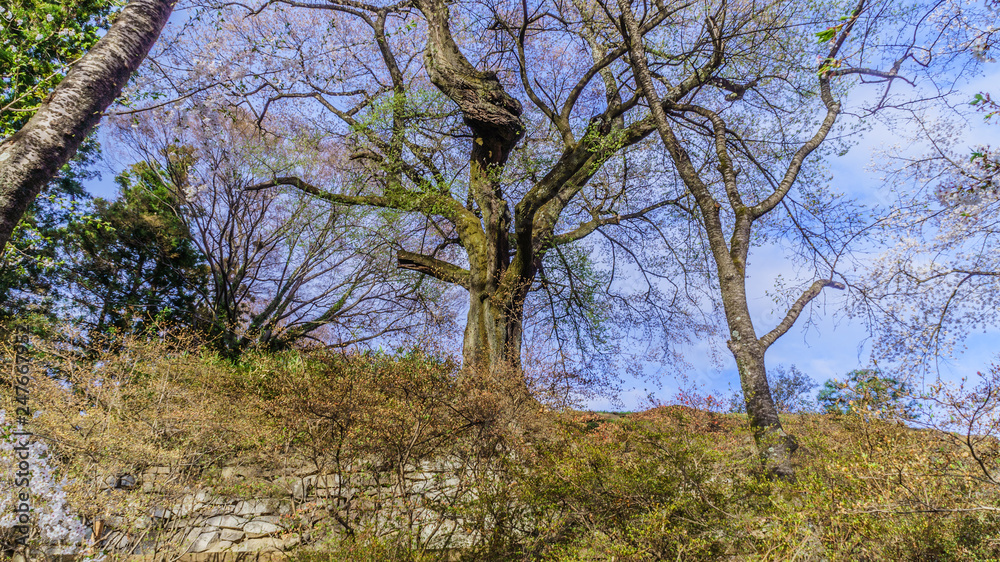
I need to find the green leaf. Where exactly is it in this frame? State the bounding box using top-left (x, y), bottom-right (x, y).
top-left (815, 28), bottom-right (837, 43)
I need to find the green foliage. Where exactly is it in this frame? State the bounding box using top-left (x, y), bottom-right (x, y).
top-left (63, 162), bottom-right (209, 335)
top-left (817, 369), bottom-right (919, 419)
top-left (0, 136), bottom-right (102, 333)
top-left (0, 0), bottom-right (120, 136)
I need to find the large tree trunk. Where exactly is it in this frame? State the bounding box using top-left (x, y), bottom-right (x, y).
top-left (414, 0), bottom-right (530, 373)
top-left (463, 277), bottom-right (529, 372)
top-left (0, 0), bottom-right (176, 254)
top-left (719, 276), bottom-right (797, 478)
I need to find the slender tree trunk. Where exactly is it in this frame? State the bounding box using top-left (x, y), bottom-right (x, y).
top-left (719, 275), bottom-right (797, 478)
top-left (0, 0), bottom-right (176, 254)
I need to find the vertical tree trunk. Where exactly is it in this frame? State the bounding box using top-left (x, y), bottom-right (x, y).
top-left (0, 0), bottom-right (176, 254)
top-left (463, 280), bottom-right (528, 372)
top-left (720, 275), bottom-right (797, 478)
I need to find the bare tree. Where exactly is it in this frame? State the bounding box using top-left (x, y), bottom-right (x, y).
top-left (112, 105), bottom-right (443, 354)
top-left (606, 0), bottom-right (978, 476)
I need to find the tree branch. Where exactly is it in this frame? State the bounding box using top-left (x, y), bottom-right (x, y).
top-left (551, 197), bottom-right (679, 245)
top-left (397, 250), bottom-right (470, 288)
top-left (759, 278), bottom-right (845, 349)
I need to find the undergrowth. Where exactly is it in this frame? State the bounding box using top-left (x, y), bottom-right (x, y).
top-left (1, 333), bottom-right (998, 560)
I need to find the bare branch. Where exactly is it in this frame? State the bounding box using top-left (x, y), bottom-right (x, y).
top-left (759, 278), bottom-right (846, 350)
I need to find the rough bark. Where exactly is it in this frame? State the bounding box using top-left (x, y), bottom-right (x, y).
top-left (0, 0), bottom-right (176, 253)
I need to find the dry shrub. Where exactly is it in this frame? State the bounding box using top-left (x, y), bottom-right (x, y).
top-left (507, 404), bottom-right (1000, 561)
top-left (0, 328), bottom-right (284, 540)
top-left (6, 327), bottom-right (1000, 561)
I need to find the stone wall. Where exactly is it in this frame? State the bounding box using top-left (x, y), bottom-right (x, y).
top-left (59, 456), bottom-right (487, 560)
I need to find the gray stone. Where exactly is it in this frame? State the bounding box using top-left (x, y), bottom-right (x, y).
top-left (205, 539), bottom-right (234, 553)
top-left (184, 526), bottom-right (207, 544)
top-left (199, 506), bottom-right (233, 518)
top-left (203, 514), bottom-right (246, 529)
top-left (220, 528), bottom-right (244, 542)
top-left (244, 520), bottom-right (283, 538)
top-left (102, 530), bottom-right (130, 549)
top-left (189, 530), bottom-right (220, 553)
top-left (231, 537), bottom-right (283, 553)
top-left (176, 496), bottom-right (198, 517)
top-left (149, 507), bottom-right (174, 520)
top-left (235, 498), bottom-right (279, 516)
top-left (292, 477), bottom-right (311, 499)
top-left (314, 474), bottom-right (339, 489)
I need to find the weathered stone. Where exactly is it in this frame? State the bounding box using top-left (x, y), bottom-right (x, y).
top-left (220, 528), bottom-right (244, 542)
top-left (314, 474), bottom-right (339, 489)
top-left (280, 533), bottom-right (301, 550)
top-left (199, 506), bottom-right (234, 518)
top-left (244, 520), bottom-right (283, 538)
top-left (235, 498), bottom-right (279, 516)
top-left (204, 539), bottom-right (234, 553)
top-left (176, 496), bottom-right (198, 517)
top-left (292, 477), bottom-right (311, 499)
top-left (230, 536), bottom-right (283, 552)
top-left (203, 514), bottom-right (247, 529)
top-left (189, 530), bottom-right (220, 553)
top-left (102, 529), bottom-right (130, 549)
